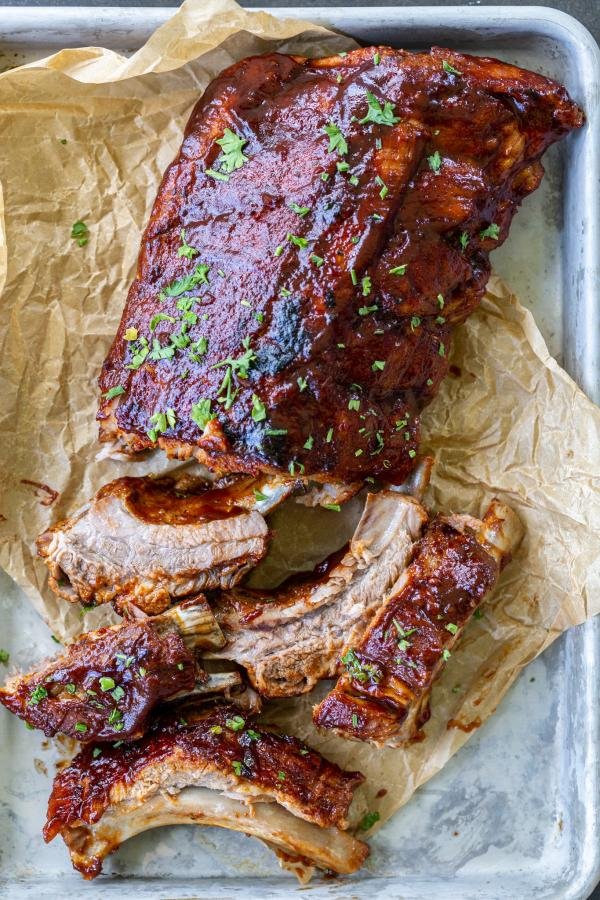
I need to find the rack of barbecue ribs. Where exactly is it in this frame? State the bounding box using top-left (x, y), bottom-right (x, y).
top-left (208, 489), bottom-right (428, 696)
top-left (44, 704), bottom-right (368, 879)
top-left (313, 501), bottom-right (524, 746)
top-left (36, 472), bottom-right (298, 614)
top-left (0, 596), bottom-right (245, 741)
top-left (97, 46), bottom-right (582, 485)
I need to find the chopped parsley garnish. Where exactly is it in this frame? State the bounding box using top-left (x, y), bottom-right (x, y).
top-left (147, 407), bottom-right (176, 441)
top-left (311, 254), bottom-right (324, 267)
top-left (341, 648), bottom-right (380, 683)
top-left (358, 811), bottom-right (380, 831)
top-left (437, 294), bottom-right (445, 308)
top-left (210, 724), bottom-right (223, 734)
top-left (289, 202), bottom-right (310, 217)
top-left (349, 174), bottom-right (359, 186)
top-left (251, 394), bottom-right (267, 422)
top-left (325, 427), bottom-right (334, 443)
top-left (178, 228), bottom-right (199, 259)
top-left (65, 683), bottom-right (76, 694)
top-left (226, 715), bottom-right (245, 731)
top-left (323, 122), bottom-right (348, 156)
top-left (324, 503), bottom-right (341, 512)
top-left (191, 398), bottom-right (213, 430)
top-left (149, 313), bottom-right (175, 332)
top-left (348, 397), bottom-right (361, 411)
top-left (288, 460), bottom-right (305, 475)
top-left (428, 150), bottom-right (442, 174)
top-left (480, 223), bottom-right (500, 240)
top-left (359, 304), bottom-right (377, 316)
top-left (108, 708), bottom-right (123, 726)
top-left (287, 233), bottom-right (308, 249)
top-left (274, 245), bottom-right (284, 257)
top-left (350, 268), bottom-right (358, 286)
top-left (408, 449), bottom-right (416, 458)
top-left (436, 315), bottom-right (446, 324)
top-left (442, 648), bottom-right (451, 661)
top-left (92, 747), bottom-right (102, 759)
top-left (206, 168), bottom-right (229, 182)
top-left (215, 128), bottom-right (248, 173)
top-left (266, 427), bottom-right (287, 436)
top-left (102, 385), bottom-right (125, 401)
top-left (320, 172), bottom-right (330, 181)
top-left (336, 74), bottom-right (343, 84)
top-left (442, 60), bottom-right (462, 75)
top-left (124, 327), bottom-right (138, 341)
top-left (351, 235), bottom-right (360, 244)
top-left (411, 316), bottom-right (421, 331)
top-left (74, 722), bottom-right (88, 733)
top-left (446, 623), bottom-right (459, 635)
top-left (459, 231), bottom-right (469, 250)
top-left (373, 52), bottom-right (381, 66)
top-left (355, 448), bottom-right (363, 457)
top-left (189, 336), bottom-right (208, 362)
top-left (159, 263), bottom-right (209, 301)
top-left (232, 760), bottom-right (243, 776)
top-left (297, 376), bottom-right (308, 392)
top-left (359, 91), bottom-right (400, 127)
top-left (99, 677), bottom-right (115, 692)
top-left (426, 378), bottom-right (434, 386)
top-left (177, 663), bottom-right (185, 671)
top-left (361, 276), bottom-right (372, 297)
top-left (375, 175), bottom-right (388, 199)
top-left (28, 685), bottom-right (48, 706)
top-left (115, 653), bottom-right (134, 667)
top-left (352, 713), bottom-right (359, 727)
top-left (138, 667), bottom-right (147, 677)
top-left (372, 359), bottom-right (385, 372)
top-left (212, 337), bottom-right (256, 410)
top-left (438, 342), bottom-right (446, 357)
top-left (253, 489), bottom-right (269, 503)
top-left (247, 729), bottom-right (261, 741)
top-left (389, 264), bottom-right (407, 276)
top-left (71, 220), bottom-right (89, 247)
top-left (111, 686), bottom-right (125, 702)
top-left (303, 435), bottom-right (314, 450)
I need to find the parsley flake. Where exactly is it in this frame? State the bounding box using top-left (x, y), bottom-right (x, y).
top-left (323, 122), bottom-right (348, 156)
top-left (251, 394), bottom-right (266, 422)
top-left (442, 60), bottom-right (462, 76)
top-left (428, 150), bottom-right (442, 174)
top-left (178, 228), bottom-right (199, 259)
top-left (102, 385), bottom-right (125, 400)
top-left (372, 359), bottom-right (386, 372)
top-left (71, 220), bottom-right (89, 247)
top-left (480, 223), bottom-right (500, 240)
top-left (215, 128), bottom-right (248, 173)
top-left (359, 91), bottom-right (400, 127)
top-left (289, 202), bottom-right (310, 217)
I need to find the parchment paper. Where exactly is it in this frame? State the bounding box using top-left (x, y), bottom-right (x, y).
top-left (0, 0), bottom-right (599, 845)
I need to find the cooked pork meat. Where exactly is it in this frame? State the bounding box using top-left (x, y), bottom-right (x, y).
top-left (98, 46), bottom-right (582, 483)
top-left (44, 705), bottom-right (368, 879)
top-left (313, 501), bottom-right (523, 745)
top-left (36, 473), bottom-right (273, 614)
top-left (0, 596), bottom-right (232, 741)
top-left (209, 490), bottom-right (427, 696)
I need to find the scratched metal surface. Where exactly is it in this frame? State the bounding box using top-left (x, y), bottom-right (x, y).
top-left (0, 7), bottom-right (598, 899)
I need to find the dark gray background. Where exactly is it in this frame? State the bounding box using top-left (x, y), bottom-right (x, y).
top-left (2, 0), bottom-right (598, 896)
top-left (0, 0), bottom-right (598, 46)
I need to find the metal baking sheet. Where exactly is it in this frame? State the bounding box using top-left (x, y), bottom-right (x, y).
top-left (0, 6), bottom-right (598, 899)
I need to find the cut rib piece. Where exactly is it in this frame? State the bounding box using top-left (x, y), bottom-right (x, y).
top-left (44, 705), bottom-right (367, 879)
top-left (208, 490), bottom-right (427, 697)
top-left (98, 46), bottom-right (582, 484)
top-left (0, 596), bottom-right (229, 742)
top-left (313, 501), bottom-right (524, 745)
top-left (36, 473), bottom-right (273, 614)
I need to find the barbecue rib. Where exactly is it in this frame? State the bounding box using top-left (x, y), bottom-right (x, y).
top-left (44, 705), bottom-right (368, 879)
top-left (36, 472), bottom-right (281, 614)
top-left (209, 489), bottom-right (427, 696)
top-left (98, 46), bottom-right (582, 483)
top-left (313, 501), bottom-right (523, 745)
top-left (0, 596), bottom-right (238, 741)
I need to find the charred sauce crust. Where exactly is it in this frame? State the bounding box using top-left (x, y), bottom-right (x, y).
top-left (97, 46), bottom-right (582, 483)
top-left (44, 705), bottom-right (364, 842)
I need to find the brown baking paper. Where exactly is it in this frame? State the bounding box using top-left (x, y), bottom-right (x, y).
top-left (0, 0), bottom-right (599, 858)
